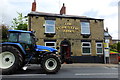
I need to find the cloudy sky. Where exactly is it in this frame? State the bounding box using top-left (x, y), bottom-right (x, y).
top-left (0, 0), bottom-right (119, 39)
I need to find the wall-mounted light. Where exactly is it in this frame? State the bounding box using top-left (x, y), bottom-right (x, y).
top-left (95, 20), bottom-right (97, 23)
top-left (35, 16), bottom-right (39, 18)
top-left (43, 24), bottom-right (45, 27)
top-left (72, 42), bottom-right (74, 45)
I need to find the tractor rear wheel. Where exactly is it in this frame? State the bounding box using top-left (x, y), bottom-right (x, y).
top-left (0, 45), bottom-right (23, 75)
top-left (41, 54), bottom-right (61, 74)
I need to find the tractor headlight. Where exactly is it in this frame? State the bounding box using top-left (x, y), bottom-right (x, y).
top-left (56, 52), bottom-right (59, 55)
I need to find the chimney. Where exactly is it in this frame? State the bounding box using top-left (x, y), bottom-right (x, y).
top-left (106, 27), bottom-right (108, 32)
top-left (60, 3), bottom-right (66, 15)
top-left (31, 0), bottom-right (36, 11)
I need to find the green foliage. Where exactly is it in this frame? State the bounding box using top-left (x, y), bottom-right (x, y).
top-left (110, 42), bottom-right (120, 53)
top-left (110, 43), bottom-right (117, 52)
top-left (1, 25), bottom-right (9, 42)
top-left (117, 42), bottom-right (120, 53)
top-left (17, 23), bottom-right (27, 30)
top-left (12, 12), bottom-right (28, 30)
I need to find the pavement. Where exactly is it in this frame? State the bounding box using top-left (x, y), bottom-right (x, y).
top-left (62, 63), bottom-right (118, 68)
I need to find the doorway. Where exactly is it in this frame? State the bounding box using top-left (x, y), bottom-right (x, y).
top-left (60, 39), bottom-right (72, 63)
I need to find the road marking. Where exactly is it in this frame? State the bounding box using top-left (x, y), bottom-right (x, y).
top-left (75, 73), bottom-right (117, 76)
top-left (111, 68), bottom-right (118, 69)
top-left (5, 74), bottom-right (47, 76)
top-left (104, 67), bottom-right (118, 69)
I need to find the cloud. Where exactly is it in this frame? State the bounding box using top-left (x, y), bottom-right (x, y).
top-left (0, 0), bottom-right (119, 39)
top-left (59, 0), bottom-right (119, 39)
top-left (83, 10), bottom-right (98, 18)
top-left (0, 0), bottom-right (32, 26)
top-left (37, 0), bottom-right (59, 13)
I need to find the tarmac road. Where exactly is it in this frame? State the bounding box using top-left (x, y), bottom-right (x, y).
top-left (0, 64), bottom-right (119, 80)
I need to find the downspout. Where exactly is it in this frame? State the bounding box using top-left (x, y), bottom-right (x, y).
top-left (28, 16), bottom-right (31, 31)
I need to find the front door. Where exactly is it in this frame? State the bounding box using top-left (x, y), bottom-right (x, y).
top-left (60, 39), bottom-right (72, 63)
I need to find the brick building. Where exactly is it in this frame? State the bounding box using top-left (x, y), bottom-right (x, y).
top-left (28, 1), bottom-right (105, 63)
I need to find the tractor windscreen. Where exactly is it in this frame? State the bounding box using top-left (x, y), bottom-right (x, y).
top-left (19, 33), bottom-right (32, 44)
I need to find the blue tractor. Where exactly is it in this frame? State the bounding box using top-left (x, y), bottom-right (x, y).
top-left (0, 30), bottom-right (61, 74)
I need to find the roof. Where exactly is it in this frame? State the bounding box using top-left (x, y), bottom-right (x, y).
top-left (104, 29), bottom-right (112, 39)
top-left (112, 39), bottom-right (120, 41)
top-left (104, 31), bottom-right (112, 38)
top-left (28, 11), bottom-right (104, 21)
top-left (8, 30), bottom-right (33, 33)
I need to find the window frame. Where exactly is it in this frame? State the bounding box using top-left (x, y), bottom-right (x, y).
top-left (80, 22), bottom-right (90, 34)
top-left (45, 42), bottom-right (56, 49)
top-left (96, 43), bottom-right (103, 54)
top-left (82, 42), bottom-right (91, 55)
top-left (45, 20), bottom-right (55, 33)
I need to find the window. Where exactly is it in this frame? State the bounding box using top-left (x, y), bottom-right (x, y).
top-left (96, 43), bottom-right (103, 54)
top-left (82, 42), bottom-right (91, 54)
top-left (45, 20), bottom-right (55, 33)
top-left (9, 33), bottom-right (18, 42)
top-left (45, 42), bottom-right (56, 48)
top-left (81, 22), bottom-right (90, 34)
top-left (19, 33), bottom-right (31, 44)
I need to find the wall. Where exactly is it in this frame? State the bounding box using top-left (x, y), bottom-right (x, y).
top-left (29, 16), bottom-right (104, 60)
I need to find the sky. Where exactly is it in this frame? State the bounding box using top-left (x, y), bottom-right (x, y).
top-left (0, 0), bottom-right (119, 39)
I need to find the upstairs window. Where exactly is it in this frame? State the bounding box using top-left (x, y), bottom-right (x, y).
top-left (81, 22), bottom-right (90, 34)
top-left (96, 43), bottom-right (103, 54)
top-left (45, 20), bottom-right (55, 33)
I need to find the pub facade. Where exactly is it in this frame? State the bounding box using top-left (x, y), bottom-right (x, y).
top-left (28, 1), bottom-right (105, 63)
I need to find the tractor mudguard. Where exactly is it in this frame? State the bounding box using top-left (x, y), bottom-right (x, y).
top-left (1, 42), bottom-right (26, 54)
top-left (36, 45), bottom-right (57, 52)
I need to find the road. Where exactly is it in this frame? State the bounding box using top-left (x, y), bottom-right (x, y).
top-left (1, 64), bottom-right (119, 80)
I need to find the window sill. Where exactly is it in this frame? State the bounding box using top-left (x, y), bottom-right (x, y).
top-left (81, 34), bottom-right (91, 38)
top-left (96, 53), bottom-right (103, 55)
top-left (44, 33), bottom-right (56, 35)
top-left (44, 33), bottom-right (56, 37)
top-left (82, 53), bottom-right (91, 55)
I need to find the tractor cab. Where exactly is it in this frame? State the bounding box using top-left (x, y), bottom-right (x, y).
top-left (8, 30), bottom-right (37, 43)
top-left (7, 30), bottom-right (37, 53)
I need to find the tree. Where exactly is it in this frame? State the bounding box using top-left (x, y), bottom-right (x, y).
top-left (117, 42), bottom-right (120, 53)
top-left (110, 43), bottom-right (117, 51)
top-left (12, 12), bottom-right (28, 30)
top-left (1, 25), bottom-right (9, 42)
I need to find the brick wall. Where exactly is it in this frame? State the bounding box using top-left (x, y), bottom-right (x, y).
top-left (29, 16), bottom-right (104, 57)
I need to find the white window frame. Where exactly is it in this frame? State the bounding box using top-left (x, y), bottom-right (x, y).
top-left (45, 42), bottom-right (56, 49)
top-left (45, 20), bottom-right (55, 33)
top-left (96, 43), bottom-right (103, 54)
top-left (82, 42), bottom-right (91, 55)
top-left (80, 22), bottom-right (90, 34)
